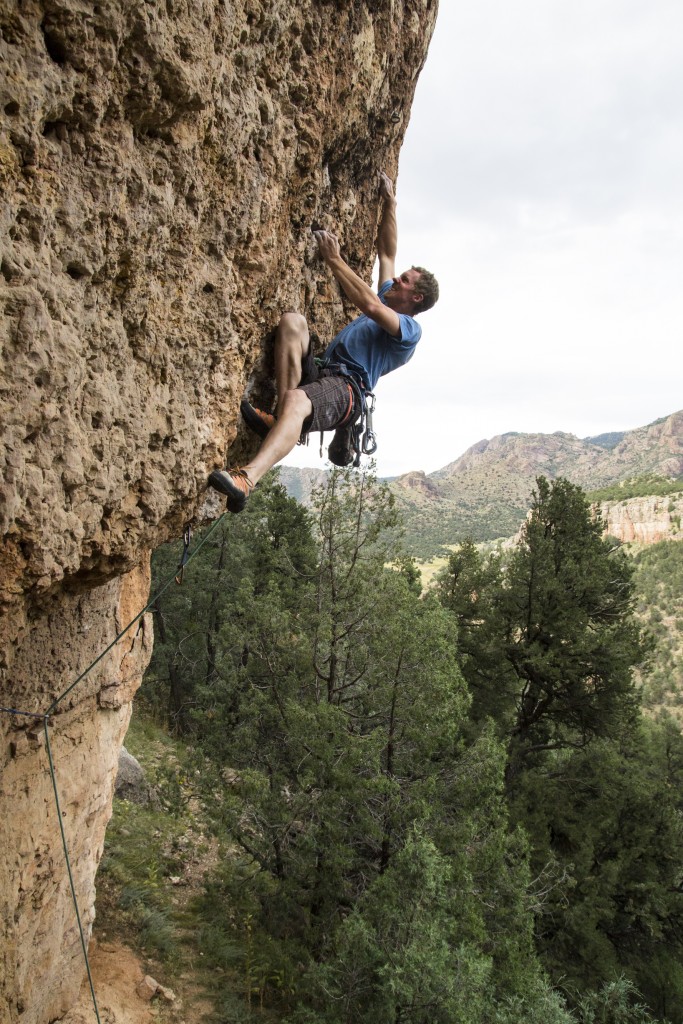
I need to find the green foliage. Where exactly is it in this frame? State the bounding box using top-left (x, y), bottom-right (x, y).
top-left (98, 711), bottom-right (249, 1005)
top-left (586, 476), bottom-right (683, 503)
top-left (437, 478), bottom-right (648, 770)
top-left (287, 830), bottom-right (494, 1024)
top-left (394, 553), bottom-right (423, 595)
top-left (193, 472), bottom-right (476, 962)
top-left (98, 796), bottom-right (185, 966)
top-left (145, 469), bottom-right (555, 1020)
top-left (136, 469), bottom-right (681, 1022)
top-left (193, 860), bottom-right (297, 1020)
top-left (141, 471), bottom-right (316, 734)
top-left (511, 722), bottom-right (683, 1019)
top-left (630, 541), bottom-right (683, 706)
top-left (575, 977), bottom-right (669, 1024)
top-left (392, 485), bottom-right (530, 560)
top-left (492, 976), bottom-right (671, 1024)
top-left (435, 477), bottom-right (681, 1019)
top-left (584, 431), bottom-right (627, 450)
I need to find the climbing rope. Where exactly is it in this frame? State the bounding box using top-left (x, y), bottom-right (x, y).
top-left (0, 512), bottom-right (227, 1023)
top-left (44, 716), bottom-right (103, 1022)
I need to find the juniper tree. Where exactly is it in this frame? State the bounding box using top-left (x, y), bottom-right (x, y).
top-left (195, 471), bottom-right (471, 938)
top-left (436, 478), bottom-right (679, 1018)
top-left (437, 477), bottom-right (648, 775)
top-left (193, 469), bottom-right (552, 1019)
top-left (513, 719), bottom-right (683, 1021)
top-left (141, 471), bottom-right (316, 732)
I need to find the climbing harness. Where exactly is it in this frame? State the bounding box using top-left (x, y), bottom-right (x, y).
top-left (312, 359), bottom-right (378, 468)
top-left (0, 513), bottom-right (227, 1023)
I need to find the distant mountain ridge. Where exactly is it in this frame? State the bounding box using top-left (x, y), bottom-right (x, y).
top-left (275, 465), bottom-right (328, 506)
top-left (278, 410), bottom-right (683, 557)
top-left (583, 430), bottom-right (627, 450)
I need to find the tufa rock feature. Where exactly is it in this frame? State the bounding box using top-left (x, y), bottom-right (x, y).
top-left (0, 2), bottom-right (438, 1022)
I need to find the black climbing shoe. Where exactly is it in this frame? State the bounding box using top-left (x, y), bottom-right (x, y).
top-left (240, 399), bottom-right (275, 439)
top-left (208, 468), bottom-right (254, 513)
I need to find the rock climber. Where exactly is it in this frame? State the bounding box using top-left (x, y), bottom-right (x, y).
top-left (208, 171), bottom-right (439, 512)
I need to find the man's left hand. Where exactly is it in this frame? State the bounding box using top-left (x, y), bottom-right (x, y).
top-left (314, 230), bottom-right (341, 263)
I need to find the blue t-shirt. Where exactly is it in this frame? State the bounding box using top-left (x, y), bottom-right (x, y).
top-left (322, 280), bottom-right (421, 391)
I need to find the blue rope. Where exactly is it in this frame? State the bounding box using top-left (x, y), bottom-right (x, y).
top-left (1, 513), bottom-right (227, 1022)
top-left (0, 706), bottom-right (44, 719)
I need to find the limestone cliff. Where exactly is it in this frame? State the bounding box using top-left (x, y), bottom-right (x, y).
top-left (597, 493), bottom-right (683, 545)
top-left (497, 492), bottom-right (683, 553)
top-left (0, 1), bottom-right (438, 1020)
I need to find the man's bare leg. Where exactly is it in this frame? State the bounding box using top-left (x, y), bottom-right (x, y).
top-left (241, 312), bottom-right (311, 437)
top-left (210, 313), bottom-right (313, 510)
top-left (274, 312), bottom-right (310, 413)
top-left (242, 388), bottom-right (313, 486)
top-left (209, 388), bottom-right (313, 511)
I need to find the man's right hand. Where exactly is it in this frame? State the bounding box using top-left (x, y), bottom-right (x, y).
top-left (377, 172), bottom-right (397, 286)
top-left (379, 171), bottom-right (395, 201)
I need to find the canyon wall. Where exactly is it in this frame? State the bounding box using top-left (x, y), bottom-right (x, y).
top-left (0, 1), bottom-right (438, 1020)
top-left (598, 493), bottom-right (683, 545)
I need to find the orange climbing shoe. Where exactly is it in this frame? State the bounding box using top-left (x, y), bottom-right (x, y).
top-left (208, 468), bottom-right (254, 513)
top-left (240, 399), bottom-right (275, 439)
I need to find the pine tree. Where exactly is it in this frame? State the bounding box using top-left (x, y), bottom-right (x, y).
top-left (141, 471), bottom-right (316, 733)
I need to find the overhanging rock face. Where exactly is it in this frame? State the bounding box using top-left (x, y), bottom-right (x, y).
top-left (0, 1), bottom-right (437, 1020)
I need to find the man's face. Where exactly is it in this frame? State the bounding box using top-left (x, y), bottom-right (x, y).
top-left (385, 269), bottom-right (423, 311)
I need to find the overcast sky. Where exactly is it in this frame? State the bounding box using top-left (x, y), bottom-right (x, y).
top-left (286, 0), bottom-right (683, 478)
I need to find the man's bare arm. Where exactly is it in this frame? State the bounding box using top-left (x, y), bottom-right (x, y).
top-left (377, 171), bottom-right (397, 287)
top-left (314, 229), bottom-right (401, 337)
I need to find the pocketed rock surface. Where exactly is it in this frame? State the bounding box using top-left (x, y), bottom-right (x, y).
top-left (0, 1), bottom-right (438, 1020)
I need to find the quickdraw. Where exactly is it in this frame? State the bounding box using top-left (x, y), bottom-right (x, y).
top-left (345, 376), bottom-right (377, 467)
top-left (361, 390), bottom-right (377, 456)
top-left (175, 523), bottom-right (193, 584)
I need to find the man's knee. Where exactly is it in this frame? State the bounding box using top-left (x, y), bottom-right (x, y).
top-left (279, 387), bottom-right (312, 423)
top-left (278, 312), bottom-right (308, 338)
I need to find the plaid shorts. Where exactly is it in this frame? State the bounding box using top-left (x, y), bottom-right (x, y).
top-left (293, 346), bottom-right (357, 433)
top-left (298, 373), bottom-right (357, 433)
